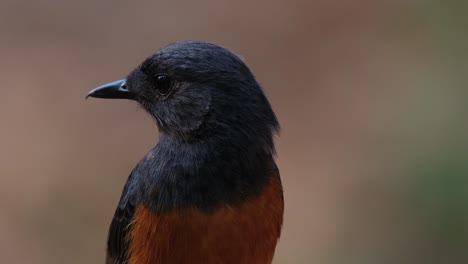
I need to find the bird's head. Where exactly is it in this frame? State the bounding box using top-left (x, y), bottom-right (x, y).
top-left (87, 41), bottom-right (278, 147)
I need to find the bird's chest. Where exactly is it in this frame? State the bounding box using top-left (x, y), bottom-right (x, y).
top-left (128, 177), bottom-right (283, 264)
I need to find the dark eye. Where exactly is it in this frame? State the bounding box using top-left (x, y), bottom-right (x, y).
top-left (154, 74), bottom-right (173, 95)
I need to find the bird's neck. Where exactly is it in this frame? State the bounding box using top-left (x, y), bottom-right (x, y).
top-left (137, 133), bottom-right (277, 212)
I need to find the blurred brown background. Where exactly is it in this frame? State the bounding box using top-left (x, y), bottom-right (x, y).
top-left (1, 0), bottom-right (467, 263)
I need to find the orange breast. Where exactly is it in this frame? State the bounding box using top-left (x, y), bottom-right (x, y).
top-left (128, 176), bottom-right (283, 264)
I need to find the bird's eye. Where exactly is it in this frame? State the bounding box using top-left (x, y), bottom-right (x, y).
top-left (154, 74), bottom-right (173, 95)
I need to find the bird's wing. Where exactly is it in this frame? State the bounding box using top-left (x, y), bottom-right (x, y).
top-left (106, 171), bottom-right (139, 264)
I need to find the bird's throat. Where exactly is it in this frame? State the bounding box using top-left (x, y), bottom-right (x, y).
top-left (136, 135), bottom-right (276, 212)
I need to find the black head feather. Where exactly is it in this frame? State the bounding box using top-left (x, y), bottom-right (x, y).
top-left (94, 41), bottom-right (280, 211)
top-left (127, 41), bottom-right (279, 147)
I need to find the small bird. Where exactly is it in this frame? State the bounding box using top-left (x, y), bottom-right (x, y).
top-left (87, 41), bottom-right (283, 264)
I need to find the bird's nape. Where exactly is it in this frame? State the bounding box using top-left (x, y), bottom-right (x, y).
top-left (87, 41), bottom-right (283, 264)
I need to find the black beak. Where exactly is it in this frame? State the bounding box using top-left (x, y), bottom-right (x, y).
top-left (86, 79), bottom-right (134, 100)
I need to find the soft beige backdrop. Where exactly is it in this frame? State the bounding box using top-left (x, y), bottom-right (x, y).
top-left (1, 1), bottom-right (467, 263)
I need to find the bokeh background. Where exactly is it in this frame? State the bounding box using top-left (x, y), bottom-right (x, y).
top-left (1, 0), bottom-right (467, 263)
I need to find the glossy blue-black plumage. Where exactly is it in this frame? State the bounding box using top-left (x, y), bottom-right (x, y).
top-left (121, 41), bottom-right (279, 211)
top-left (100, 41), bottom-right (280, 264)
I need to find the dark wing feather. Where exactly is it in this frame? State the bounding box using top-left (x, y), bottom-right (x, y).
top-left (106, 171), bottom-right (139, 264)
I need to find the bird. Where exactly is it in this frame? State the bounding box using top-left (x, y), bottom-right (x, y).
top-left (87, 41), bottom-right (283, 264)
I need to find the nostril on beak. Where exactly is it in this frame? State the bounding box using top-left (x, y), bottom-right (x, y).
top-left (120, 80), bottom-right (128, 90)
